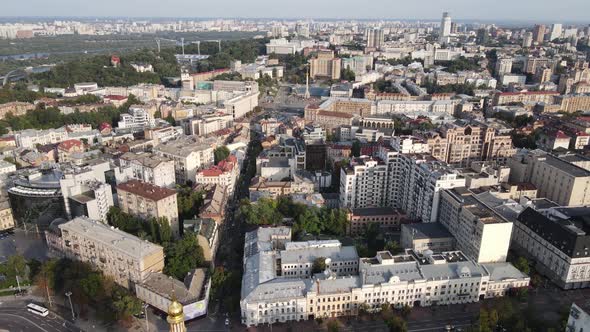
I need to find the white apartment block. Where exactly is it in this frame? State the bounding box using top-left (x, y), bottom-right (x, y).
top-left (375, 100), bottom-right (456, 116)
top-left (153, 136), bottom-right (216, 184)
top-left (397, 154), bottom-right (466, 222)
top-left (45, 216), bottom-right (165, 289)
top-left (567, 302), bottom-right (590, 332)
top-left (184, 113), bottom-right (233, 136)
top-left (118, 106), bottom-right (156, 130)
top-left (241, 227), bottom-right (529, 327)
top-left (15, 127), bottom-right (69, 149)
top-left (438, 188), bottom-right (513, 263)
top-left (118, 152), bottom-right (176, 188)
top-left (340, 157), bottom-right (388, 209)
top-left (222, 91), bottom-right (259, 120)
top-left (513, 206), bottom-right (590, 289)
top-left (59, 160), bottom-right (113, 222)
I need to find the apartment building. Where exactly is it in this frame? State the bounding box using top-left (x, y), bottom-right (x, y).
top-left (195, 155), bottom-right (239, 195)
top-left (45, 216), bottom-right (165, 289)
top-left (118, 152), bottom-right (176, 188)
top-left (397, 153), bottom-right (466, 222)
top-left (0, 199), bottom-right (15, 231)
top-left (182, 113), bottom-right (233, 136)
top-left (116, 180), bottom-right (180, 236)
top-left (422, 121), bottom-right (516, 167)
top-left (118, 106), bottom-right (156, 130)
top-left (438, 188), bottom-right (513, 263)
top-left (14, 127), bottom-right (69, 149)
top-left (512, 206), bottom-right (590, 289)
top-left (309, 50), bottom-right (341, 80)
top-left (240, 227), bottom-right (529, 327)
top-left (222, 91), bottom-right (259, 120)
top-left (491, 91), bottom-right (558, 106)
top-left (375, 100), bottom-right (456, 116)
top-left (508, 151), bottom-right (590, 206)
top-left (340, 157), bottom-right (388, 209)
top-left (153, 136), bottom-right (216, 184)
top-left (556, 95), bottom-right (590, 113)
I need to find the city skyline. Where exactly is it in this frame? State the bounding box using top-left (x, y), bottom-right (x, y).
top-left (2, 0), bottom-right (590, 22)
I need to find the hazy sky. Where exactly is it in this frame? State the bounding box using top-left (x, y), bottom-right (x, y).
top-left (3, 0), bottom-right (590, 22)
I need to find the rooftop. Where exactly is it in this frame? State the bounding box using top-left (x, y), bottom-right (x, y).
top-left (117, 179), bottom-right (177, 201)
top-left (402, 222), bottom-right (454, 240)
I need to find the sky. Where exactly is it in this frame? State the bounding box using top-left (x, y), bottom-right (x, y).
top-left (2, 0), bottom-right (590, 22)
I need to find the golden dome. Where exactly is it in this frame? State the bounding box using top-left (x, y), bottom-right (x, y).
top-left (168, 299), bottom-right (184, 316)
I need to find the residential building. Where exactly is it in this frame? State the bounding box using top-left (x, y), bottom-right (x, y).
top-left (118, 152), bottom-right (176, 188)
top-left (0, 199), bottom-right (15, 231)
top-left (57, 139), bottom-right (84, 163)
top-left (492, 91), bottom-right (558, 106)
top-left (14, 127), bottom-right (69, 149)
top-left (240, 227), bottom-right (529, 327)
top-left (365, 28), bottom-right (384, 49)
top-left (533, 24), bottom-right (546, 44)
top-left (195, 155), bottom-right (239, 195)
top-left (0, 160), bottom-right (16, 175)
top-left (153, 136), bottom-right (216, 184)
top-left (116, 180), bottom-right (179, 236)
top-left (400, 223), bottom-right (455, 254)
top-left (438, 188), bottom-right (513, 263)
top-left (513, 206), bottom-right (590, 289)
top-left (340, 156), bottom-right (388, 209)
top-left (118, 106), bottom-right (156, 130)
top-left (440, 12), bottom-right (452, 41)
top-left (45, 216), bottom-right (165, 289)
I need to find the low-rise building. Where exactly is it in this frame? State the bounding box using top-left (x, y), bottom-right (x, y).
top-left (183, 218), bottom-right (219, 262)
top-left (154, 136), bottom-right (216, 184)
top-left (0, 199), bottom-right (15, 231)
top-left (118, 152), bottom-right (176, 188)
top-left (347, 207), bottom-right (404, 236)
top-left (400, 222), bottom-right (455, 254)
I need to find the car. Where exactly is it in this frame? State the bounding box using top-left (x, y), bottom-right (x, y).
top-left (225, 318), bottom-right (230, 326)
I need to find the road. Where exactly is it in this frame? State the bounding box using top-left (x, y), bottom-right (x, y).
top-left (0, 304), bottom-right (83, 332)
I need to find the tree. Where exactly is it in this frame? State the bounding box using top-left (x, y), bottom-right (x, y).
top-left (112, 290), bottom-right (142, 321)
top-left (311, 257), bottom-right (327, 274)
top-left (386, 315), bottom-right (408, 332)
top-left (327, 319), bottom-right (341, 332)
top-left (341, 67), bottom-right (356, 82)
top-left (384, 241), bottom-right (403, 255)
top-left (513, 257), bottom-right (530, 275)
top-left (351, 140), bottom-right (361, 157)
top-left (165, 114), bottom-right (176, 126)
top-left (214, 146), bottom-right (231, 164)
top-left (164, 234), bottom-right (206, 280)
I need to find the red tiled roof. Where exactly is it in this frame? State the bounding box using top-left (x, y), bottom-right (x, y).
top-left (117, 179), bottom-right (176, 201)
top-left (57, 139), bottom-right (82, 151)
top-left (104, 95), bottom-right (128, 101)
top-left (317, 110), bottom-right (353, 119)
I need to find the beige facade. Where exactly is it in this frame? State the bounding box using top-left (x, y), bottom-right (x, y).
top-left (423, 122), bottom-right (516, 167)
top-left (0, 200), bottom-right (15, 231)
top-left (309, 51), bottom-right (341, 80)
top-left (45, 217), bottom-right (165, 289)
top-left (557, 95), bottom-right (590, 113)
top-left (117, 179), bottom-right (180, 236)
top-left (347, 207), bottom-right (403, 236)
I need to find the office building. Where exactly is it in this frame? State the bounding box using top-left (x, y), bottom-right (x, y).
top-left (116, 180), bottom-right (180, 236)
top-left (347, 207), bottom-right (403, 236)
top-left (309, 50), bottom-right (341, 80)
top-left (400, 223), bottom-right (455, 254)
top-left (508, 151), bottom-right (590, 207)
top-left (513, 206), bottom-right (590, 289)
top-left (240, 227), bottom-right (529, 327)
top-left (45, 216), bottom-right (165, 289)
top-left (438, 188), bottom-right (513, 263)
top-left (439, 12), bottom-right (452, 42)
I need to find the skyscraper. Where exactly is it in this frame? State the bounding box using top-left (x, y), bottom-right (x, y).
top-left (550, 23), bottom-right (563, 41)
top-left (523, 32), bottom-right (533, 47)
top-left (533, 24), bottom-right (546, 44)
top-left (365, 27), bottom-right (384, 49)
top-left (440, 12), bottom-right (452, 40)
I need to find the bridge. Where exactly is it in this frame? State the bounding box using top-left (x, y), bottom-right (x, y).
top-left (1, 69), bottom-right (27, 86)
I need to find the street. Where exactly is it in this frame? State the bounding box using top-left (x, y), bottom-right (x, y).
top-left (0, 303), bottom-right (83, 332)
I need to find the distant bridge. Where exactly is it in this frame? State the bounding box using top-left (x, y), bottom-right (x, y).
top-left (1, 69), bottom-right (28, 86)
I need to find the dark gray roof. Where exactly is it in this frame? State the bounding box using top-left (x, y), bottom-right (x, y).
top-left (402, 222), bottom-right (453, 240)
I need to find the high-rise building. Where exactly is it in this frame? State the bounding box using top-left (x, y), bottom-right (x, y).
top-left (365, 27), bottom-right (384, 49)
top-left (495, 58), bottom-right (513, 76)
top-left (549, 23), bottom-right (563, 41)
top-left (522, 32), bottom-right (533, 47)
top-left (476, 28), bottom-right (489, 45)
top-left (440, 12), bottom-right (452, 39)
top-left (533, 24), bottom-right (546, 44)
top-left (309, 50), bottom-right (341, 80)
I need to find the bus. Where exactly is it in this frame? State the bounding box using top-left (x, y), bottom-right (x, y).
top-left (27, 303), bottom-right (49, 317)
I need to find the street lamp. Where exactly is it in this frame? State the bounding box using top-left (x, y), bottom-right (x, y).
top-left (65, 291), bottom-right (75, 320)
top-left (143, 303), bottom-right (150, 332)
